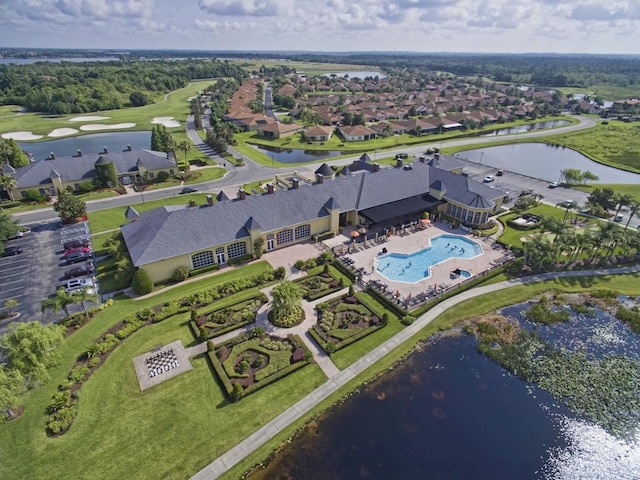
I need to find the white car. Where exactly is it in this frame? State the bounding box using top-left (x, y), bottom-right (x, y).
top-left (548, 181), bottom-right (561, 188)
top-left (65, 278), bottom-right (95, 294)
top-left (483, 175), bottom-right (495, 183)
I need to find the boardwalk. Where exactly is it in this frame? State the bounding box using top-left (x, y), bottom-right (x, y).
top-left (192, 264), bottom-right (640, 480)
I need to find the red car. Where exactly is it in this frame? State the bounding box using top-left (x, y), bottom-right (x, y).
top-left (64, 246), bottom-right (92, 257)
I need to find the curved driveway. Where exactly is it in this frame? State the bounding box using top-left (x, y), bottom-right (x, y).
top-left (192, 263), bottom-right (640, 480)
top-left (12, 115), bottom-right (597, 226)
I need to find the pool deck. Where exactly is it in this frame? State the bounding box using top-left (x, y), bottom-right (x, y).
top-left (324, 222), bottom-right (508, 302)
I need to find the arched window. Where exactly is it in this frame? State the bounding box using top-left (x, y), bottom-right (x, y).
top-left (295, 224), bottom-right (311, 240)
top-left (277, 229), bottom-right (293, 245)
top-left (227, 242), bottom-right (247, 259)
top-left (192, 251), bottom-right (214, 269)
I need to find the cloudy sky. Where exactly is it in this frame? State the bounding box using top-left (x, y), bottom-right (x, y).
top-left (0, 0), bottom-right (637, 54)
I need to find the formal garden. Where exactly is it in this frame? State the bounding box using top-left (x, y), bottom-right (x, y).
top-left (294, 264), bottom-right (345, 301)
top-left (208, 329), bottom-right (312, 402)
top-left (190, 291), bottom-right (268, 340)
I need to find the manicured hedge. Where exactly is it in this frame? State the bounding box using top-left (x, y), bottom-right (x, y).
top-left (196, 290), bottom-right (266, 319)
top-left (353, 292), bottom-right (388, 320)
top-left (365, 286), bottom-right (406, 317)
top-left (332, 259), bottom-right (357, 282)
top-left (206, 351), bottom-right (235, 398)
top-left (188, 264), bottom-right (220, 277)
top-left (334, 321), bottom-right (387, 350)
top-left (243, 361), bottom-right (310, 396)
top-left (313, 231), bottom-right (335, 242)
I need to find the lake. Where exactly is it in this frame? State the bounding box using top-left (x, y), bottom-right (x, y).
top-left (249, 301), bottom-right (640, 480)
top-left (457, 143), bottom-right (640, 183)
top-left (252, 144), bottom-right (346, 164)
top-left (18, 131), bottom-right (152, 160)
top-left (324, 71), bottom-right (387, 79)
top-left (480, 120), bottom-right (570, 137)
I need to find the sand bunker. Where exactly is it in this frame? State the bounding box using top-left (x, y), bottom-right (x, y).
top-left (49, 128), bottom-right (79, 138)
top-left (68, 115), bottom-right (110, 122)
top-left (1, 131), bottom-right (44, 140)
top-left (80, 123), bottom-right (136, 131)
top-left (151, 117), bottom-right (180, 128)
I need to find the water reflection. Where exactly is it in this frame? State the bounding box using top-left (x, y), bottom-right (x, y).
top-left (253, 144), bottom-right (347, 164)
top-left (480, 120), bottom-right (570, 137)
top-left (249, 301), bottom-right (640, 480)
top-left (19, 131), bottom-right (151, 160)
top-left (458, 143), bottom-right (640, 183)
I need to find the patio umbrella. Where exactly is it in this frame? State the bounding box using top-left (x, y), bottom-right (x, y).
top-left (350, 230), bottom-right (360, 238)
top-left (358, 227), bottom-right (367, 234)
top-left (421, 218), bottom-right (431, 225)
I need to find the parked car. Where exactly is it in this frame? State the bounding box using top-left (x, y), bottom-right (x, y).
top-left (64, 246), bottom-right (92, 257)
top-left (66, 252), bottom-right (93, 264)
top-left (614, 214), bottom-right (624, 222)
top-left (65, 278), bottom-right (95, 294)
top-left (179, 187), bottom-right (198, 194)
top-left (548, 181), bottom-right (561, 189)
top-left (63, 238), bottom-right (90, 250)
top-left (62, 264), bottom-right (95, 280)
top-left (496, 169), bottom-right (504, 176)
top-left (395, 153), bottom-right (409, 159)
top-left (1, 246), bottom-right (22, 257)
top-left (483, 175), bottom-right (495, 183)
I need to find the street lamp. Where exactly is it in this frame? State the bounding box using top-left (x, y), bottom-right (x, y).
top-left (480, 151), bottom-right (484, 165)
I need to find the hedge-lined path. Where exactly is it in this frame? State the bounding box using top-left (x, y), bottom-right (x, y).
top-left (191, 263), bottom-right (640, 480)
top-left (206, 283), bottom-right (344, 379)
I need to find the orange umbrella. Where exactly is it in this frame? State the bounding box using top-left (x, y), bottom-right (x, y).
top-left (350, 230), bottom-right (360, 238)
top-left (421, 218), bottom-right (431, 225)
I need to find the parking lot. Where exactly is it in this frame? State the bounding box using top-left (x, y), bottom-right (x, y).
top-left (0, 220), bottom-right (99, 333)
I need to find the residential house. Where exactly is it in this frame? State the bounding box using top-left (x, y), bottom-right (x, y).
top-left (338, 125), bottom-right (377, 141)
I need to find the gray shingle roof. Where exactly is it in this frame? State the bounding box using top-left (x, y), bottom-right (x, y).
top-left (216, 191), bottom-right (230, 202)
top-left (315, 163), bottom-right (334, 177)
top-left (125, 206), bottom-right (140, 220)
top-left (13, 148), bottom-right (176, 189)
top-left (121, 162), bottom-right (504, 267)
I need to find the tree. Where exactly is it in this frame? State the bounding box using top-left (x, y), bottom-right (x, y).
top-left (270, 280), bottom-right (303, 327)
top-left (3, 298), bottom-right (18, 316)
top-left (131, 269), bottom-right (153, 295)
top-left (0, 210), bottom-right (20, 246)
top-left (556, 200), bottom-right (578, 223)
top-left (0, 365), bottom-right (25, 418)
top-left (0, 139), bottom-right (29, 168)
top-left (53, 189), bottom-right (86, 223)
top-left (177, 140), bottom-right (192, 166)
top-left (587, 188), bottom-right (617, 213)
top-left (71, 287), bottom-right (100, 317)
top-left (0, 321), bottom-right (65, 385)
top-left (0, 174), bottom-right (18, 201)
top-left (41, 288), bottom-right (78, 319)
top-left (624, 200), bottom-right (640, 230)
top-left (129, 91), bottom-right (148, 107)
top-left (614, 193), bottom-right (633, 218)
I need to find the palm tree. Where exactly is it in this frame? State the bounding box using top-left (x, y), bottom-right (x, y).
top-left (177, 140), bottom-right (192, 167)
top-left (624, 200), bottom-right (640, 230)
top-left (0, 174), bottom-right (18, 201)
top-left (614, 193), bottom-right (633, 218)
top-left (41, 288), bottom-right (78, 318)
top-left (557, 200), bottom-right (578, 223)
top-left (0, 140), bottom-right (12, 167)
top-left (71, 287), bottom-right (100, 317)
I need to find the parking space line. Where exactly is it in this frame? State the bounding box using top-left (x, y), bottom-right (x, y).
top-left (0, 294), bottom-right (25, 305)
top-left (0, 277), bottom-right (26, 285)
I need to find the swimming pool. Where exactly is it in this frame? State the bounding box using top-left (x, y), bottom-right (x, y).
top-left (375, 234), bottom-right (482, 283)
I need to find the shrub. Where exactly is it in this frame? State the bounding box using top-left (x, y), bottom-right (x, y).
top-left (348, 285), bottom-right (355, 296)
top-left (199, 325), bottom-right (209, 341)
top-left (156, 171), bottom-right (170, 182)
top-left (172, 266), bottom-right (190, 282)
top-left (274, 266), bottom-right (286, 280)
top-left (401, 315), bottom-right (416, 326)
top-left (207, 340), bottom-right (215, 352)
top-left (237, 360), bottom-right (250, 373)
top-left (77, 182), bottom-right (94, 194)
top-left (69, 365), bottom-right (90, 384)
top-left (231, 382), bottom-right (244, 402)
top-left (131, 269), bottom-right (153, 295)
top-left (23, 189), bottom-right (49, 203)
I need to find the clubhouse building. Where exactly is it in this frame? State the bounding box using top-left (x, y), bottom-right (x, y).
top-left (121, 155), bottom-right (506, 283)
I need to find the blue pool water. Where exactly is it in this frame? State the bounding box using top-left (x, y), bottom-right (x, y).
top-left (376, 234), bottom-right (482, 283)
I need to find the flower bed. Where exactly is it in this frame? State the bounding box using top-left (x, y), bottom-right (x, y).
top-left (311, 293), bottom-right (388, 354)
top-left (207, 332), bottom-right (311, 401)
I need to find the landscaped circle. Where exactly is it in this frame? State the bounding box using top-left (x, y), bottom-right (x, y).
top-left (268, 306), bottom-right (305, 328)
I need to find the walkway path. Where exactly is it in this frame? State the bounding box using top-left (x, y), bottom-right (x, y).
top-left (191, 264), bottom-right (640, 480)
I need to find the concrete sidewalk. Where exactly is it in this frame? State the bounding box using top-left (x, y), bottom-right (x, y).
top-left (191, 263), bottom-right (640, 480)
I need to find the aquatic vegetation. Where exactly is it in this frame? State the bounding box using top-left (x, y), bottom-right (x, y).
top-left (615, 305), bottom-right (640, 334)
top-left (475, 320), bottom-right (640, 439)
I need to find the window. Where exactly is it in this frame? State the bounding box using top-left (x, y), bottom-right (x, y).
top-left (39, 188), bottom-right (46, 195)
top-left (74, 183), bottom-right (80, 191)
top-left (192, 251), bottom-right (214, 269)
top-left (169, 169), bottom-right (175, 175)
top-left (277, 229), bottom-right (293, 245)
top-left (466, 210), bottom-right (474, 223)
top-left (295, 224), bottom-right (311, 240)
top-left (148, 172), bottom-right (155, 179)
top-left (481, 212), bottom-right (489, 224)
top-left (227, 241), bottom-right (247, 259)
top-left (473, 212), bottom-right (482, 224)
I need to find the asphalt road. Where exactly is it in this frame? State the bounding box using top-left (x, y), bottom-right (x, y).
top-left (11, 114), bottom-right (603, 227)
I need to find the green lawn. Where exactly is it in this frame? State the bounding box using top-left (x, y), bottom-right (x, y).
top-left (497, 203), bottom-right (577, 248)
top-left (88, 193), bottom-right (218, 234)
top-left (557, 86), bottom-right (640, 102)
top-left (234, 115), bottom-right (577, 168)
top-left (0, 80), bottom-right (215, 138)
top-left (572, 183), bottom-right (640, 201)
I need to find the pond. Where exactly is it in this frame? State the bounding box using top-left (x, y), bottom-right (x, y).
top-left (251, 144), bottom-right (347, 164)
top-left (480, 120), bottom-right (570, 137)
top-left (249, 301), bottom-right (640, 480)
top-left (18, 131), bottom-right (151, 160)
top-left (324, 71), bottom-right (387, 79)
top-left (457, 143), bottom-right (640, 183)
